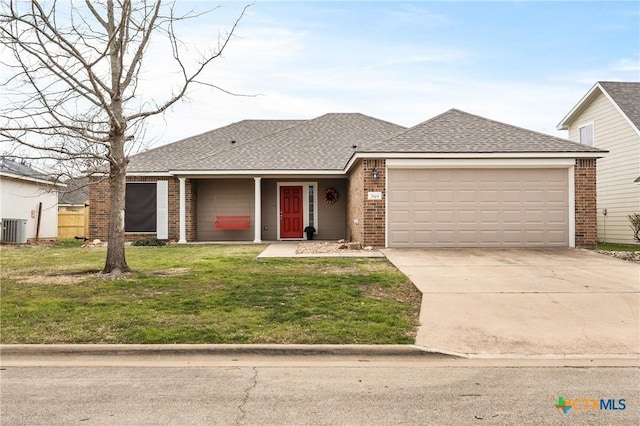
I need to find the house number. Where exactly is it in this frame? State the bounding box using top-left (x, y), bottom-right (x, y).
top-left (368, 191), bottom-right (382, 200)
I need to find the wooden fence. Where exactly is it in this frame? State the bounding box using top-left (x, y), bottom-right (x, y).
top-left (58, 208), bottom-right (89, 239)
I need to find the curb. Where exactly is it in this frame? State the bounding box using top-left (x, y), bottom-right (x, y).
top-left (0, 344), bottom-right (462, 358)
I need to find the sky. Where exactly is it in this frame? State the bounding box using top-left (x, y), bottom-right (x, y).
top-left (138, 0), bottom-right (639, 149)
top-left (5, 0), bottom-right (640, 153)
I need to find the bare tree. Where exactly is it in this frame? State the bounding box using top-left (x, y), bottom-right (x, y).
top-left (1, 0), bottom-right (248, 275)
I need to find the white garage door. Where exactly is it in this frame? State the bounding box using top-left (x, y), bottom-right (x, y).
top-left (388, 168), bottom-right (569, 247)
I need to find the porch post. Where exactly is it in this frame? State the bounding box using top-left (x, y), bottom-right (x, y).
top-left (254, 177), bottom-right (262, 243)
top-left (178, 177), bottom-right (187, 244)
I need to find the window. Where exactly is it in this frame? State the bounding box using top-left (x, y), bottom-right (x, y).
top-left (308, 185), bottom-right (315, 228)
top-left (125, 181), bottom-right (168, 237)
top-left (125, 183), bottom-right (157, 232)
top-left (579, 123), bottom-right (594, 147)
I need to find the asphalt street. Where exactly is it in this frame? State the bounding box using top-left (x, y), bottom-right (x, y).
top-left (1, 360), bottom-right (638, 425)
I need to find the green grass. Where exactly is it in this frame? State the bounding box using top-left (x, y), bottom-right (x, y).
top-left (0, 242), bottom-right (421, 344)
top-left (597, 242), bottom-right (640, 252)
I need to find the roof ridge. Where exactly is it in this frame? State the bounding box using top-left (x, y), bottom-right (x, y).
top-left (302, 112), bottom-right (408, 129)
top-left (363, 108), bottom-right (604, 154)
top-left (596, 81), bottom-right (640, 132)
top-left (597, 80), bottom-right (640, 84)
top-left (352, 112), bottom-right (410, 131)
top-left (365, 108), bottom-right (578, 152)
top-left (363, 109), bottom-right (457, 151)
top-left (169, 112), bottom-right (406, 172)
top-left (449, 108), bottom-right (577, 144)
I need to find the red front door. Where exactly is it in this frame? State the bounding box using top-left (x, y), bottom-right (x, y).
top-left (280, 186), bottom-right (303, 238)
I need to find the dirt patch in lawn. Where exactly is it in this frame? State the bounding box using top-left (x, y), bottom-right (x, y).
top-left (22, 271), bottom-right (99, 285)
top-left (148, 267), bottom-right (191, 276)
top-left (359, 281), bottom-right (422, 305)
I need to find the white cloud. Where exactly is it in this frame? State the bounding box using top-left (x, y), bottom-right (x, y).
top-left (609, 56), bottom-right (640, 73)
top-left (137, 1), bottom-right (638, 150)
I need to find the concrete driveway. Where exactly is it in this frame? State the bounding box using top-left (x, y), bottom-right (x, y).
top-left (382, 248), bottom-right (640, 357)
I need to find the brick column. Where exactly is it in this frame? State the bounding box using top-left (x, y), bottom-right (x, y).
top-left (574, 158), bottom-right (597, 248)
top-left (185, 179), bottom-right (197, 242)
top-left (346, 160), bottom-right (364, 243)
top-left (362, 159), bottom-right (386, 247)
top-left (89, 177), bottom-right (110, 240)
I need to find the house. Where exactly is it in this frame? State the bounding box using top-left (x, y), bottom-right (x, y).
top-left (58, 177), bottom-right (90, 239)
top-left (90, 109), bottom-right (605, 248)
top-left (557, 81), bottom-right (640, 245)
top-left (0, 157), bottom-right (64, 242)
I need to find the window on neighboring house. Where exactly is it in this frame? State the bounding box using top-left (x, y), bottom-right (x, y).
top-left (579, 123), bottom-right (594, 147)
top-left (125, 183), bottom-right (157, 232)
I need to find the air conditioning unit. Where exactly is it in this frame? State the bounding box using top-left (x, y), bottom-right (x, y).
top-left (1, 218), bottom-right (28, 244)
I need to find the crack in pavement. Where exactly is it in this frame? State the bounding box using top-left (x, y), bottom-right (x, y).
top-left (235, 367), bottom-right (258, 425)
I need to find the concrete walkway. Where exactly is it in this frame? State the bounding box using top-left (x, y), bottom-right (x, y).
top-left (382, 248), bottom-right (640, 358)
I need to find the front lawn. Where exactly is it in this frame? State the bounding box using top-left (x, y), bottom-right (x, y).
top-left (0, 242), bottom-right (421, 344)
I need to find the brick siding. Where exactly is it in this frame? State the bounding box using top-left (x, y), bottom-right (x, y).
top-left (346, 160), bottom-right (364, 243)
top-left (89, 176), bottom-right (196, 242)
top-left (346, 159), bottom-right (386, 247)
top-left (89, 176), bottom-right (110, 241)
top-left (574, 158), bottom-right (598, 248)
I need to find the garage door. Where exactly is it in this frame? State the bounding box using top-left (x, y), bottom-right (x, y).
top-left (388, 168), bottom-right (569, 247)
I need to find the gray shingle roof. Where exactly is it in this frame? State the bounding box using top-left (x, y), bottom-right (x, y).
top-left (0, 157), bottom-right (54, 181)
top-left (365, 109), bottom-right (605, 153)
top-left (175, 113), bottom-right (406, 171)
top-left (128, 110), bottom-right (604, 175)
top-left (599, 81), bottom-right (640, 130)
top-left (128, 120), bottom-right (304, 173)
top-left (58, 177), bottom-right (89, 205)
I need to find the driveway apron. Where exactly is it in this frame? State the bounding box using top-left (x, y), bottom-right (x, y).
top-left (382, 248), bottom-right (640, 357)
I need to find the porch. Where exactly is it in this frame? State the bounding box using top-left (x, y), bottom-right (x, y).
top-left (179, 177), bottom-right (348, 243)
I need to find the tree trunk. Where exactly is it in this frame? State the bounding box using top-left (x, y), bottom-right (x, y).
top-left (102, 157), bottom-right (130, 274)
top-left (102, 0), bottom-right (129, 275)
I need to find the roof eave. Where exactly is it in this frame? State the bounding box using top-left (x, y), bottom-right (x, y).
top-left (556, 82), bottom-right (602, 130)
top-left (557, 82), bottom-right (640, 136)
top-left (168, 169), bottom-right (346, 177)
top-left (126, 171), bottom-right (173, 177)
top-left (136, 152), bottom-right (608, 177)
top-left (343, 151), bottom-right (607, 173)
top-left (0, 171), bottom-right (66, 187)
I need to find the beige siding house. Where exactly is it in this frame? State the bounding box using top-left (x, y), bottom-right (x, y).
top-left (558, 81), bottom-right (640, 245)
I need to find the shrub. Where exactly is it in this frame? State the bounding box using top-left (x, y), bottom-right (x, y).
top-left (628, 213), bottom-right (640, 242)
top-left (131, 238), bottom-right (166, 247)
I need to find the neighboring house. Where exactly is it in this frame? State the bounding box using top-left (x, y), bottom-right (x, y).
top-left (58, 177), bottom-right (90, 239)
top-left (0, 157), bottom-right (64, 242)
top-left (558, 81), bottom-right (640, 245)
top-left (90, 109), bottom-right (605, 248)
